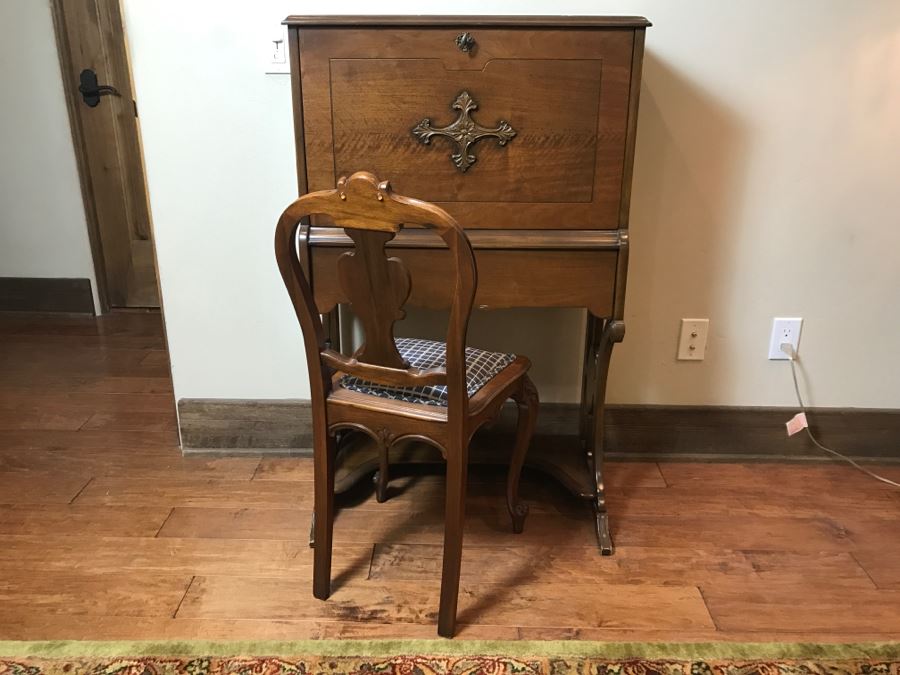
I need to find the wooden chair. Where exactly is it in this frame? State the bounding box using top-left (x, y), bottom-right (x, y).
top-left (274, 171), bottom-right (539, 637)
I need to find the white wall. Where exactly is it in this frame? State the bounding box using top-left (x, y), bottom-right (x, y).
top-left (123, 0), bottom-right (900, 408)
top-left (0, 0), bottom-right (97, 305)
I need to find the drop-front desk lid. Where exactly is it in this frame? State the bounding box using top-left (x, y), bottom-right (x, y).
top-left (283, 15), bottom-right (651, 28)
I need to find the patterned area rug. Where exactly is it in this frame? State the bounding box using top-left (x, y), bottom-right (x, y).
top-left (0, 640), bottom-right (897, 674)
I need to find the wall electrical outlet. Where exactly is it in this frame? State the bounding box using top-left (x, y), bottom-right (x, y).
top-left (768, 317), bottom-right (802, 359)
top-left (677, 318), bottom-right (709, 360)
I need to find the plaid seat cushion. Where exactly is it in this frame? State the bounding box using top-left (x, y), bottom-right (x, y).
top-left (339, 337), bottom-right (516, 407)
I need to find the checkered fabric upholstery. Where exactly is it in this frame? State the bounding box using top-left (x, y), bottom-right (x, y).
top-left (339, 337), bottom-right (516, 407)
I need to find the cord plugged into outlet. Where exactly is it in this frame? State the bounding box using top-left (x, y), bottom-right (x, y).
top-left (779, 340), bottom-right (900, 488)
top-left (769, 318), bottom-right (802, 359)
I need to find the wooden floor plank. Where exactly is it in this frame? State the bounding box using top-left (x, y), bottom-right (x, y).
top-left (0, 505), bottom-right (171, 537)
top-left (0, 472), bottom-right (90, 505)
top-left (0, 612), bottom-right (894, 643)
top-left (0, 312), bottom-right (164, 337)
top-left (77, 472), bottom-right (584, 515)
top-left (177, 575), bottom-right (714, 631)
top-left (700, 579), bottom-right (900, 633)
top-left (0, 448), bottom-right (260, 480)
top-left (0, 571), bottom-right (192, 618)
top-left (81, 410), bottom-right (177, 433)
top-left (371, 543), bottom-right (758, 585)
top-left (0, 391), bottom-right (176, 414)
top-left (0, 616), bottom-right (520, 641)
top-left (0, 429), bottom-right (179, 451)
top-left (0, 535), bottom-right (372, 579)
top-left (74, 477), bottom-right (316, 509)
top-left (658, 461), bottom-right (900, 492)
top-left (0, 407), bottom-right (92, 431)
top-left (739, 550), bottom-right (876, 589)
top-left (610, 514), bottom-right (859, 553)
top-left (157, 506), bottom-right (596, 546)
top-left (0, 333), bottom-right (166, 350)
top-left (851, 549), bottom-right (900, 590)
top-left (254, 456), bottom-right (668, 489)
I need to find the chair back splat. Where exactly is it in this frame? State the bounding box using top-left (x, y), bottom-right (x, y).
top-left (274, 171), bottom-right (477, 420)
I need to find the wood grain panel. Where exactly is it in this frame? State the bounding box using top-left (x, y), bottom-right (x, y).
top-left (312, 247), bottom-right (617, 315)
top-left (330, 59), bottom-right (602, 202)
top-left (299, 27), bottom-right (633, 229)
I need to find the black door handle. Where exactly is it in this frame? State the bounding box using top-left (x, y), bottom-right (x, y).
top-left (78, 68), bottom-right (120, 107)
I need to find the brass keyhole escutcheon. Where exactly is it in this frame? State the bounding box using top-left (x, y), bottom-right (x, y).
top-left (455, 32), bottom-right (476, 53)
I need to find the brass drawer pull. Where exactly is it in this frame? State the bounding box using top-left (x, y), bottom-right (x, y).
top-left (455, 32), bottom-right (476, 53)
top-left (411, 91), bottom-right (516, 173)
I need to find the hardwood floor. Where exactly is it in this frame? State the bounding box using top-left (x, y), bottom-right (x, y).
top-left (1, 310), bottom-right (899, 641)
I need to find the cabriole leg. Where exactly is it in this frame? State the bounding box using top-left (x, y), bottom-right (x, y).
top-left (590, 318), bottom-right (625, 556)
top-left (507, 376), bottom-right (538, 534)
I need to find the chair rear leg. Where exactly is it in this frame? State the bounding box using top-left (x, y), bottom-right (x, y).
top-left (374, 436), bottom-right (390, 503)
top-left (508, 376), bottom-right (538, 533)
top-left (313, 432), bottom-right (336, 600)
top-left (438, 441), bottom-right (469, 638)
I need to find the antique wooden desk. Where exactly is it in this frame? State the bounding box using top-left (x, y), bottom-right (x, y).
top-left (285, 15), bottom-right (649, 553)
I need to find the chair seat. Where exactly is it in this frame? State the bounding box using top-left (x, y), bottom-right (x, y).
top-left (339, 337), bottom-right (516, 407)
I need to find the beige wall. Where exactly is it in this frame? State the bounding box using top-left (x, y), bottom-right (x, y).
top-left (123, 1), bottom-right (900, 408)
top-left (0, 0), bottom-right (97, 307)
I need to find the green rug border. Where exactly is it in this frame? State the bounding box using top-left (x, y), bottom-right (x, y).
top-left (0, 640), bottom-right (897, 661)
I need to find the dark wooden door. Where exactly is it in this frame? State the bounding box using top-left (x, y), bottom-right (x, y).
top-left (52, 0), bottom-right (158, 309)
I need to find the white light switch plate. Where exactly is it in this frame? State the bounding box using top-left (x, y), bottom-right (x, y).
top-left (677, 318), bottom-right (709, 360)
top-left (265, 24), bottom-right (290, 74)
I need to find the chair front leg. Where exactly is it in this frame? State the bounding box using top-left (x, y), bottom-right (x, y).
top-left (313, 432), bottom-right (337, 600)
top-left (508, 375), bottom-right (538, 534)
top-left (438, 436), bottom-right (469, 638)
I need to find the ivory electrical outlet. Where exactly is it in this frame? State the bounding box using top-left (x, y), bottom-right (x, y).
top-left (768, 317), bottom-right (803, 359)
top-left (677, 318), bottom-right (709, 360)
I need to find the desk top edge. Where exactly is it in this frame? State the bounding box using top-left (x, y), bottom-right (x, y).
top-left (283, 15), bottom-right (651, 28)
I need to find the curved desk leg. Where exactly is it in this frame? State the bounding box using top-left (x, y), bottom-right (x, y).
top-left (586, 317), bottom-right (625, 555)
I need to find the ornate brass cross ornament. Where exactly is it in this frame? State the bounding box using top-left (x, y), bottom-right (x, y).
top-left (412, 91), bottom-right (516, 173)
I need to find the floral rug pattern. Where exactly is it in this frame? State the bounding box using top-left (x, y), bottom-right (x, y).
top-left (1, 654), bottom-right (899, 675)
